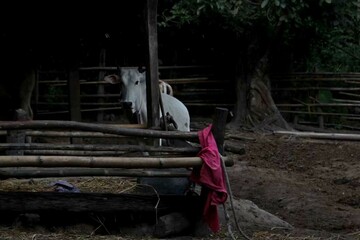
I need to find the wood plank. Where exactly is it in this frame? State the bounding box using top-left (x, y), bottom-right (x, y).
top-left (0, 168), bottom-right (191, 179)
top-left (274, 130), bottom-right (360, 141)
top-left (145, 0), bottom-right (160, 129)
top-left (0, 191), bottom-right (201, 213)
top-left (68, 70), bottom-right (81, 122)
top-left (279, 110), bottom-right (360, 117)
top-left (0, 120), bottom-right (198, 140)
top-left (0, 143), bottom-right (200, 153)
top-left (0, 155), bottom-right (233, 168)
top-left (276, 103), bottom-right (360, 107)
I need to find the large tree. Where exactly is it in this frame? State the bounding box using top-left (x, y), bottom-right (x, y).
top-left (158, 0), bottom-right (360, 131)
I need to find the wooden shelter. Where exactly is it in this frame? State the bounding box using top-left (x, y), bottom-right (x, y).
top-left (67, 0), bottom-right (161, 129)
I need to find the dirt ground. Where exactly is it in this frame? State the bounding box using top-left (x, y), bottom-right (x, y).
top-left (0, 121), bottom-right (359, 239)
top-left (225, 129), bottom-right (360, 239)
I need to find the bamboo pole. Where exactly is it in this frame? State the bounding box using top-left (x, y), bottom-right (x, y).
top-left (274, 130), bottom-right (360, 141)
top-left (0, 155), bottom-right (233, 168)
top-left (279, 110), bottom-right (360, 117)
top-left (0, 168), bottom-right (191, 179)
top-left (273, 87), bottom-right (360, 91)
top-left (276, 103), bottom-right (360, 107)
top-left (0, 121), bottom-right (198, 140)
top-left (23, 150), bottom-right (128, 156)
top-left (0, 143), bottom-right (200, 153)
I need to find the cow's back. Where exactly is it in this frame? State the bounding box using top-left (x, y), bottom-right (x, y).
top-left (160, 93), bottom-right (190, 132)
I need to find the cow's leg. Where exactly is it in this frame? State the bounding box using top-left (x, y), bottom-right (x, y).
top-left (19, 69), bottom-right (36, 120)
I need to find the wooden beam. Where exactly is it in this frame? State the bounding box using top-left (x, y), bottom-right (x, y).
top-left (0, 120), bottom-right (198, 140)
top-left (68, 70), bottom-right (81, 122)
top-left (0, 143), bottom-right (200, 153)
top-left (274, 130), bottom-right (360, 141)
top-left (0, 191), bottom-right (200, 213)
top-left (211, 107), bottom-right (229, 155)
top-left (145, 0), bottom-right (160, 129)
top-left (0, 168), bottom-right (191, 179)
top-left (0, 155), bottom-right (233, 168)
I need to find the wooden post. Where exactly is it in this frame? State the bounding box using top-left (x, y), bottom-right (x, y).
top-left (68, 70), bottom-right (81, 122)
top-left (6, 109), bottom-right (29, 156)
top-left (211, 107), bottom-right (229, 155)
top-left (97, 48), bottom-right (106, 122)
top-left (145, 0), bottom-right (160, 129)
top-left (67, 41), bottom-right (82, 144)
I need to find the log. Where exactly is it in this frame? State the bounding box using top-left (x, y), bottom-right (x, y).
top-left (226, 134), bottom-right (256, 142)
top-left (0, 155), bottom-right (234, 168)
top-left (23, 150), bottom-right (130, 156)
top-left (22, 150), bottom-right (195, 156)
top-left (0, 168), bottom-right (191, 179)
top-left (0, 120), bottom-right (198, 140)
top-left (224, 142), bottom-right (246, 155)
top-left (0, 143), bottom-right (200, 153)
top-left (0, 191), bottom-right (201, 213)
top-left (274, 130), bottom-right (360, 141)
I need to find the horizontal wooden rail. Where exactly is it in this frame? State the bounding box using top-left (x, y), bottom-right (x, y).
top-left (0, 143), bottom-right (200, 153)
top-left (0, 168), bottom-right (192, 179)
top-left (0, 121), bottom-right (198, 140)
top-left (271, 77), bottom-right (360, 82)
top-left (79, 65), bottom-right (211, 71)
top-left (36, 102), bottom-right (121, 106)
top-left (163, 78), bottom-right (229, 84)
top-left (276, 103), bottom-right (360, 107)
top-left (279, 110), bottom-right (360, 117)
top-left (38, 94), bottom-right (120, 98)
top-left (274, 130), bottom-right (360, 141)
top-left (0, 155), bottom-right (233, 168)
top-left (184, 103), bottom-right (234, 107)
top-left (273, 87), bottom-right (360, 91)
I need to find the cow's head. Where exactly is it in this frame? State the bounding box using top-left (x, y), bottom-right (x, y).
top-left (104, 67), bottom-right (147, 123)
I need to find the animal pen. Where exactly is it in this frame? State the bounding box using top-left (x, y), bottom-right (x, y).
top-left (0, 108), bottom-right (233, 234)
top-left (0, 0), bottom-right (236, 235)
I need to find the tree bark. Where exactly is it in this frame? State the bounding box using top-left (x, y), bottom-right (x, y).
top-left (230, 52), bottom-right (292, 131)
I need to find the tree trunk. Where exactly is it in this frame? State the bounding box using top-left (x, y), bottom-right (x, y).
top-left (227, 50), bottom-right (249, 128)
top-left (230, 52), bottom-right (292, 131)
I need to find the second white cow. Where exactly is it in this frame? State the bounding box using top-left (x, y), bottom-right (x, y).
top-left (104, 68), bottom-right (190, 132)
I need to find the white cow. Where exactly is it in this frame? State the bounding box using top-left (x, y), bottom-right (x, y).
top-left (104, 68), bottom-right (190, 132)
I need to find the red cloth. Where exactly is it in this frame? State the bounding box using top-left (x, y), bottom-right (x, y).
top-left (190, 124), bottom-right (228, 233)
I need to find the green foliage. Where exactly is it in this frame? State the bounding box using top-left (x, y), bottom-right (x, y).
top-left (305, 0), bottom-right (360, 72)
top-left (159, 0), bottom-right (359, 72)
top-left (317, 90), bottom-right (333, 103)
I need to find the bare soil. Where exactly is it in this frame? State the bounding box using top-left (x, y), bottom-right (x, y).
top-left (225, 129), bottom-right (360, 239)
top-left (0, 123), bottom-right (359, 239)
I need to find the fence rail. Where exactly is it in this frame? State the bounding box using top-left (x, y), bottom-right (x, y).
top-left (271, 72), bottom-right (360, 130)
top-left (33, 65), bottom-right (234, 121)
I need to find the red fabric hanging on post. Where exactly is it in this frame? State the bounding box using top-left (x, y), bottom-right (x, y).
top-left (190, 124), bottom-right (228, 233)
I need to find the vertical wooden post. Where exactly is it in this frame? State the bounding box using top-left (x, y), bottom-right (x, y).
top-left (68, 70), bottom-right (81, 122)
top-left (67, 41), bottom-right (82, 144)
top-left (145, 0), bottom-right (160, 129)
top-left (6, 109), bottom-right (29, 156)
top-left (97, 48), bottom-right (106, 122)
top-left (67, 35), bottom-right (81, 123)
top-left (211, 107), bottom-right (229, 155)
top-left (33, 70), bottom-right (39, 120)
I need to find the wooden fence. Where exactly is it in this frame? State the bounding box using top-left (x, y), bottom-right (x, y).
top-left (33, 66), bottom-right (235, 122)
top-left (271, 72), bottom-right (360, 131)
top-left (0, 111), bottom-right (232, 178)
top-left (0, 108), bottom-right (233, 218)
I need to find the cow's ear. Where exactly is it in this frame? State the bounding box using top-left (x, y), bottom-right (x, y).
top-left (138, 66), bottom-right (146, 73)
top-left (104, 74), bottom-right (120, 84)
